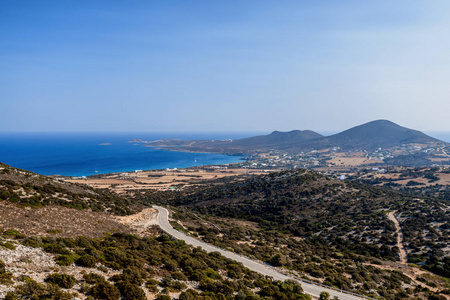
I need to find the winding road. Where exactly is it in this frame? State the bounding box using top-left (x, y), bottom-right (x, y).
top-left (154, 206), bottom-right (369, 300)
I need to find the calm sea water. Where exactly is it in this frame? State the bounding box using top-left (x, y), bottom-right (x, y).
top-left (0, 132), bottom-right (258, 177)
top-left (1, 131), bottom-right (448, 177)
top-left (426, 132), bottom-right (450, 143)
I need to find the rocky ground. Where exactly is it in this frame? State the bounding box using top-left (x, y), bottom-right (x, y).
top-left (0, 241), bottom-right (120, 299)
top-left (0, 202), bottom-right (132, 238)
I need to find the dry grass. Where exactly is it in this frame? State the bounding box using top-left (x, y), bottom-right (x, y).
top-left (0, 201), bottom-right (132, 238)
top-left (66, 167), bottom-right (271, 192)
top-left (329, 156), bottom-right (383, 166)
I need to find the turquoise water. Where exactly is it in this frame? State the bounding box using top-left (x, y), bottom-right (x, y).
top-left (0, 132), bottom-right (253, 177)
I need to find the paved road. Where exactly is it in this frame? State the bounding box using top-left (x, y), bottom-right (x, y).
top-left (154, 206), bottom-right (368, 300)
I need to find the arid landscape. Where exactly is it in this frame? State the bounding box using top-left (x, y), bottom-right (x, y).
top-left (1, 126), bottom-right (450, 299)
top-left (3, 1), bottom-right (450, 299)
top-left (66, 167), bottom-right (273, 193)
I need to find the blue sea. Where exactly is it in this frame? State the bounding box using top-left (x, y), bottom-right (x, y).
top-left (0, 132), bottom-right (258, 177)
top-left (426, 132), bottom-right (450, 143)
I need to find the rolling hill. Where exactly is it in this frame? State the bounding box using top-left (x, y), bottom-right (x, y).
top-left (0, 162), bottom-right (136, 215)
top-left (302, 119), bottom-right (440, 151)
top-left (223, 129), bottom-right (323, 150)
top-left (142, 120), bottom-right (444, 153)
top-left (141, 168), bottom-right (450, 298)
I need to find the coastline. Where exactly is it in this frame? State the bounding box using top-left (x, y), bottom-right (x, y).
top-left (82, 154), bottom-right (246, 179)
top-left (144, 145), bottom-right (248, 156)
top-left (57, 150), bottom-right (245, 178)
top-left (0, 132), bottom-right (252, 178)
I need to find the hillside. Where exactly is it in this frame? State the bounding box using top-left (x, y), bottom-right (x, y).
top-left (303, 120), bottom-right (440, 151)
top-left (152, 170), bottom-right (403, 257)
top-left (141, 120), bottom-right (444, 154)
top-left (144, 130), bottom-right (323, 154)
top-left (0, 164), bottom-right (310, 299)
top-left (0, 164), bottom-right (311, 300)
top-left (1, 226), bottom-right (312, 300)
top-left (142, 170), bottom-right (450, 295)
top-left (225, 130), bottom-right (323, 150)
top-left (0, 162), bottom-right (136, 215)
top-left (1, 163), bottom-right (449, 298)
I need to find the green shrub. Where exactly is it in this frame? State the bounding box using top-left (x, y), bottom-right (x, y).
top-left (15, 278), bottom-right (57, 298)
top-left (0, 259), bottom-right (13, 284)
top-left (43, 243), bottom-right (70, 255)
top-left (179, 289), bottom-right (201, 300)
top-left (76, 254), bottom-right (97, 268)
top-left (0, 242), bottom-right (16, 250)
top-left (76, 236), bottom-right (93, 248)
top-left (171, 280), bottom-right (187, 291)
top-left (172, 272), bottom-right (188, 281)
top-left (319, 291), bottom-right (330, 300)
top-left (90, 281), bottom-right (120, 300)
top-left (83, 273), bottom-right (106, 284)
top-left (146, 279), bottom-right (159, 286)
top-left (3, 230), bottom-right (24, 239)
top-left (3, 229), bottom-right (20, 236)
top-left (60, 238), bottom-right (78, 248)
top-left (110, 267), bottom-right (145, 285)
top-left (44, 273), bottom-right (75, 289)
top-left (4, 292), bottom-right (18, 300)
top-left (56, 254), bottom-right (78, 266)
top-left (22, 237), bottom-right (41, 248)
top-left (115, 282), bottom-right (146, 300)
top-left (0, 272), bottom-right (14, 285)
top-left (0, 259), bottom-right (5, 273)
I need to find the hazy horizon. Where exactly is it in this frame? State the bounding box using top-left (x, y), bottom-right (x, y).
top-left (2, 1), bottom-right (450, 132)
top-left (1, 128), bottom-right (450, 143)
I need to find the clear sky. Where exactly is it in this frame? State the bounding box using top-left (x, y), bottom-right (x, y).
top-left (1, 1), bottom-right (450, 133)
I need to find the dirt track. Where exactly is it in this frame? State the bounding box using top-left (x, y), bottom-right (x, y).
top-left (387, 211), bottom-right (407, 264)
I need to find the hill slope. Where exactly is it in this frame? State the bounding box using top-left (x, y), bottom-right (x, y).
top-left (303, 120), bottom-right (440, 151)
top-left (0, 162), bottom-right (136, 215)
top-left (150, 169), bottom-right (449, 276)
top-left (143, 120), bottom-right (443, 153)
top-left (144, 130), bottom-right (323, 154)
top-left (226, 129), bottom-right (323, 150)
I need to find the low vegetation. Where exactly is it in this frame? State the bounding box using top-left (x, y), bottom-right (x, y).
top-left (1, 163), bottom-right (449, 299)
top-left (0, 163), bottom-right (137, 215)
top-left (1, 230), bottom-right (311, 299)
top-left (130, 169), bottom-right (450, 299)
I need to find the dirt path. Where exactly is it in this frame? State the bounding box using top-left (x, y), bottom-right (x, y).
top-left (387, 211), bottom-right (407, 264)
top-left (116, 208), bottom-right (158, 234)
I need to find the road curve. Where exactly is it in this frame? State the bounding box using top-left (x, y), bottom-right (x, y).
top-left (154, 206), bottom-right (368, 300)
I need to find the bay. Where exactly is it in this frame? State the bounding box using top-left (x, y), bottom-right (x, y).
top-left (0, 132), bottom-right (257, 177)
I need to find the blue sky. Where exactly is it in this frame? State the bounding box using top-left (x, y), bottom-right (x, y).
top-left (1, 1), bottom-right (450, 132)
